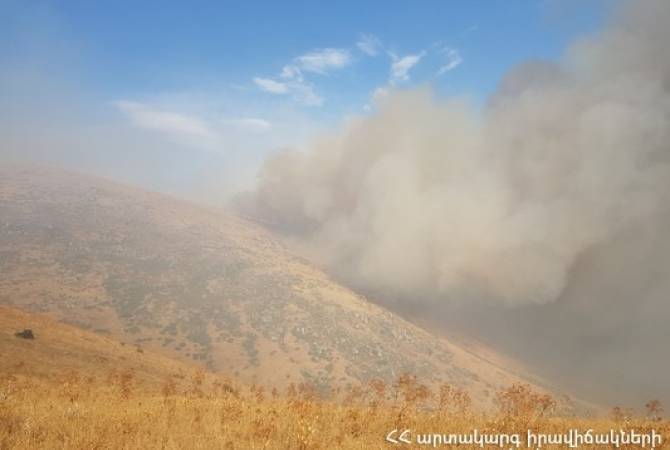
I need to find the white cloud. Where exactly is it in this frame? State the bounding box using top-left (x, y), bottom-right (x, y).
top-left (295, 48), bottom-right (351, 74)
top-left (280, 64), bottom-right (302, 81)
top-left (223, 118), bottom-right (272, 134)
top-left (293, 83), bottom-right (323, 107)
top-left (253, 76), bottom-right (322, 106)
top-left (254, 68), bottom-right (323, 106)
top-left (253, 77), bottom-right (289, 94)
top-left (390, 51), bottom-right (426, 82)
top-left (113, 100), bottom-right (212, 138)
top-left (372, 86), bottom-right (390, 103)
top-left (254, 47), bottom-right (350, 107)
top-left (356, 34), bottom-right (382, 56)
top-left (437, 47), bottom-right (462, 75)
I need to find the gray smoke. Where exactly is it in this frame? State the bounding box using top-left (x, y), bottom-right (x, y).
top-left (240, 0), bottom-right (670, 406)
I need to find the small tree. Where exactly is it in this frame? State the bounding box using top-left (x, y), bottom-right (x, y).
top-left (495, 383), bottom-right (555, 419)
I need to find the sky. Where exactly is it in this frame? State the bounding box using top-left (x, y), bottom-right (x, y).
top-left (1, 0), bottom-right (611, 201)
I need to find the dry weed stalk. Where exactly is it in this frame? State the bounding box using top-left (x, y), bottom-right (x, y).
top-left (0, 369), bottom-right (667, 450)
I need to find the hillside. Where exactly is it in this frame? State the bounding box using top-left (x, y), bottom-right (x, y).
top-left (0, 164), bottom-right (570, 408)
top-left (3, 306), bottom-right (664, 449)
top-left (0, 305), bottom-right (196, 387)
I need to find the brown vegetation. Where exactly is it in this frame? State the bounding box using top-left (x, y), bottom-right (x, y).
top-left (0, 306), bottom-right (667, 448)
top-left (1, 369), bottom-right (668, 449)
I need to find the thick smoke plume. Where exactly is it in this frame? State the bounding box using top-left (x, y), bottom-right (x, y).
top-left (241, 0), bottom-right (670, 404)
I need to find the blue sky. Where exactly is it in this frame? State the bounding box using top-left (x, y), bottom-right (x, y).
top-left (1, 0), bottom-right (612, 198)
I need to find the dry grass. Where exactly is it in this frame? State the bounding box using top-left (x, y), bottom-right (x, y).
top-left (1, 309), bottom-right (667, 448)
top-left (1, 370), bottom-right (668, 449)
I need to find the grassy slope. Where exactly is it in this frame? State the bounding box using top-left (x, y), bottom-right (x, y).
top-left (1, 306), bottom-right (667, 449)
top-left (0, 305), bottom-right (196, 388)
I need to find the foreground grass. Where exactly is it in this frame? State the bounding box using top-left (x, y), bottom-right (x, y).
top-left (1, 371), bottom-right (668, 449)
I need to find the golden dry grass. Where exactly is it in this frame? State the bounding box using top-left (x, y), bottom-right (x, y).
top-left (1, 369), bottom-right (668, 450)
top-left (1, 307), bottom-right (668, 449)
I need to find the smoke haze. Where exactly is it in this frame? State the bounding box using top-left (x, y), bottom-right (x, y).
top-left (241, 0), bottom-right (670, 405)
